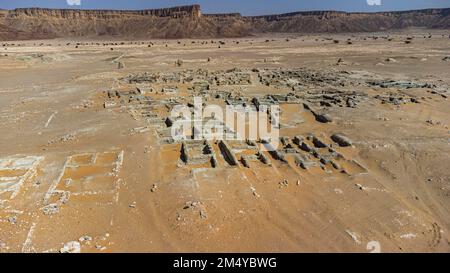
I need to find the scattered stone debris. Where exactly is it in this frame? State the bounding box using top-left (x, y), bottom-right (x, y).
top-left (7, 216), bottom-right (17, 224)
top-left (279, 179), bottom-right (289, 188)
top-left (355, 183), bottom-right (367, 191)
top-left (47, 133), bottom-right (76, 146)
top-left (79, 236), bottom-right (93, 243)
top-left (99, 233), bottom-right (110, 241)
top-left (123, 72), bottom-right (159, 84)
top-left (129, 202), bottom-right (136, 208)
top-left (368, 80), bottom-right (434, 89)
top-left (258, 67), bottom-right (349, 89)
top-left (129, 126), bottom-right (151, 135)
top-left (374, 94), bottom-right (420, 105)
top-left (183, 201), bottom-right (202, 210)
top-left (302, 89), bottom-right (368, 108)
top-left (426, 119), bottom-right (441, 126)
top-left (41, 203), bottom-right (60, 215)
top-left (336, 58), bottom-right (346, 65)
top-left (385, 57), bottom-right (398, 63)
top-left (73, 99), bottom-right (94, 109)
top-left (104, 101), bottom-right (118, 109)
top-left (60, 241), bottom-right (81, 253)
top-left (151, 183), bottom-right (158, 192)
top-left (183, 200), bottom-right (208, 219)
top-left (400, 233), bottom-right (417, 239)
top-left (345, 230), bottom-right (361, 244)
top-left (176, 213), bottom-right (183, 221)
top-left (144, 146), bottom-right (151, 154)
top-left (250, 186), bottom-right (260, 198)
top-left (95, 245), bottom-right (107, 251)
top-left (199, 209), bottom-right (208, 219)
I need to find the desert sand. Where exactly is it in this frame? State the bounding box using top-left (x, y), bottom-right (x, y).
top-left (0, 29), bottom-right (449, 253)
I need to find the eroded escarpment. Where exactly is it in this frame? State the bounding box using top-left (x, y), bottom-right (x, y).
top-left (0, 5), bottom-right (449, 40)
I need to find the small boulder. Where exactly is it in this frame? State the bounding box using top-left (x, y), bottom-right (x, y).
top-left (60, 241), bottom-right (81, 253)
top-left (331, 134), bottom-right (353, 147)
top-left (316, 114), bottom-right (333, 123)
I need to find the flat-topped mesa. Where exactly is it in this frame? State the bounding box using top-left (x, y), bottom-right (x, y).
top-left (246, 8), bottom-right (450, 33)
top-left (205, 13), bottom-right (242, 18)
top-left (251, 8), bottom-right (450, 20)
top-left (8, 4), bottom-right (202, 19)
top-left (1, 5), bottom-right (449, 40)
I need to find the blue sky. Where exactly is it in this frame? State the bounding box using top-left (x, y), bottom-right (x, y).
top-left (0, 0), bottom-right (449, 15)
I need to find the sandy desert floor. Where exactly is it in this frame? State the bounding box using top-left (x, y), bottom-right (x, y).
top-left (0, 28), bottom-right (449, 252)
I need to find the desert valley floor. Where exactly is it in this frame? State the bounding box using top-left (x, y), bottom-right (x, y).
top-left (0, 29), bottom-right (449, 252)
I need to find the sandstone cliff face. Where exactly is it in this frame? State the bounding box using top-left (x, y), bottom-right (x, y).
top-left (0, 5), bottom-right (449, 40)
top-left (246, 9), bottom-right (450, 33)
top-left (8, 5), bottom-right (201, 19)
top-left (1, 5), bottom-right (216, 39)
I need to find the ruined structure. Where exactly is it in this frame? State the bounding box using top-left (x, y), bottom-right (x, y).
top-left (1, 29), bottom-right (449, 253)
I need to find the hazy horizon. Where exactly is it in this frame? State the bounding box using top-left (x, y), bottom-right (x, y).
top-left (0, 0), bottom-right (449, 16)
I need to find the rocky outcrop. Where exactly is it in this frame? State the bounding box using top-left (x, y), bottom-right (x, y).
top-left (246, 8), bottom-right (450, 33)
top-left (0, 5), bottom-right (252, 39)
top-left (0, 5), bottom-right (449, 40)
top-left (0, 22), bottom-right (54, 40)
top-left (8, 5), bottom-right (202, 19)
